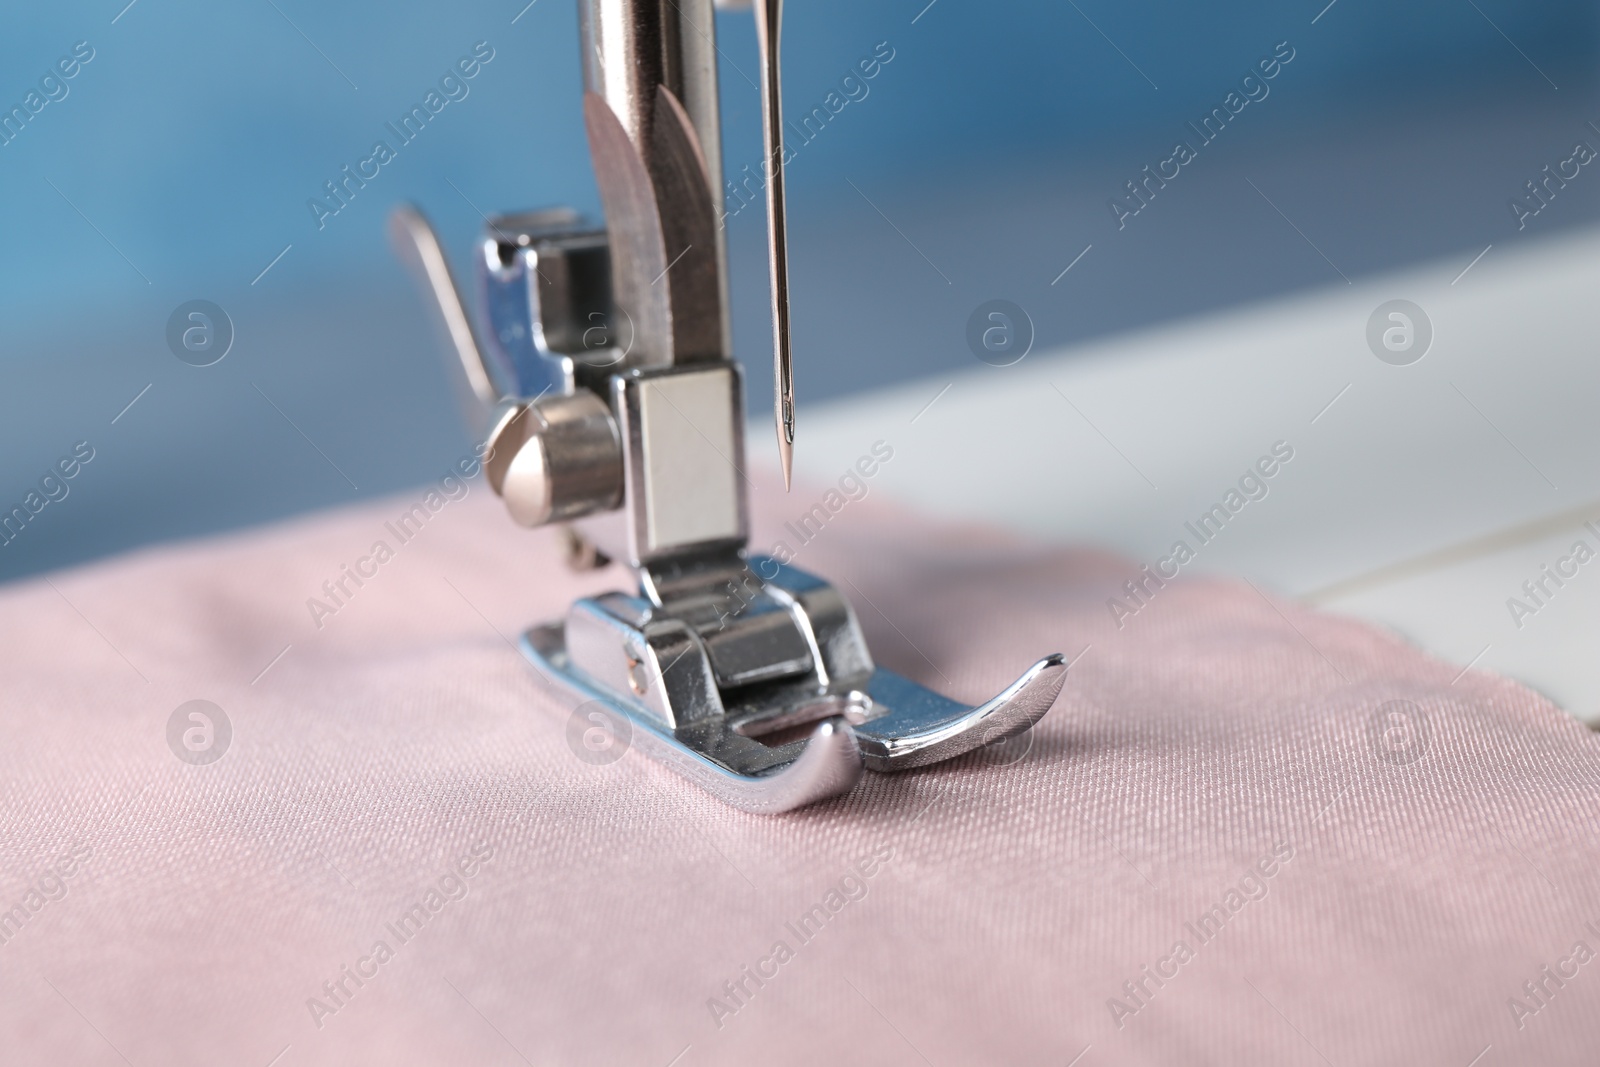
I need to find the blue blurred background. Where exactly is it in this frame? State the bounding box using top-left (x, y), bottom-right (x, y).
top-left (3, 0), bottom-right (1597, 579)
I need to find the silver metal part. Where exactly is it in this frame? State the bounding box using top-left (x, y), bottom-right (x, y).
top-left (479, 209), bottom-right (617, 398)
top-left (848, 656), bottom-right (1067, 771)
top-left (390, 0), bottom-right (1069, 812)
top-left (752, 0), bottom-right (796, 491)
top-left (616, 364), bottom-right (746, 562)
top-left (581, 0), bottom-right (725, 200)
top-left (486, 391), bottom-right (625, 527)
top-left (581, 0), bottom-right (727, 370)
top-left (523, 556), bottom-right (1069, 812)
top-left (529, 614), bottom-right (865, 814)
top-left (389, 205), bottom-right (498, 409)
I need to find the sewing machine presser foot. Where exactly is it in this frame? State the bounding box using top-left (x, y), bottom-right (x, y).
top-left (521, 554), bottom-right (1067, 813)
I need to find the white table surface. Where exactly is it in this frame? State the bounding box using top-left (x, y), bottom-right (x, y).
top-left (769, 224), bottom-right (1600, 723)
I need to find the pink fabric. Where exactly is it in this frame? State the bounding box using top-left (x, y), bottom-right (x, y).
top-left (3, 473), bottom-right (1599, 1066)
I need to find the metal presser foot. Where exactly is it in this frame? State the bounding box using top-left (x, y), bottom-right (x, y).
top-left (523, 561), bottom-right (1067, 813)
top-left (391, 0), bottom-right (1067, 812)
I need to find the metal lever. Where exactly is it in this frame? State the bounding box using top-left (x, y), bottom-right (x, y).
top-left (388, 204), bottom-right (500, 409)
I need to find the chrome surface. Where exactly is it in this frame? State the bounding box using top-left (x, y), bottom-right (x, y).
top-left (521, 558), bottom-right (1069, 809)
top-left (640, 550), bottom-right (815, 688)
top-left (752, 0), bottom-right (795, 491)
top-left (609, 363), bottom-right (747, 565)
top-left (581, 0), bottom-right (726, 370)
top-left (580, 0), bottom-right (725, 201)
top-left (488, 391), bottom-right (624, 527)
top-left (525, 621), bottom-right (864, 815)
top-left (388, 204), bottom-right (499, 409)
top-left (478, 210), bottom-right (616, 398)
top-left (852, 655), bottom-right (1068, 771)
top-left (758, 553), bottom-right (875, 686)
top-left (394, 0), bottom-right (1069, 812)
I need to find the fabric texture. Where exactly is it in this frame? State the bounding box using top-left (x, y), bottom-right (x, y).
top-left (3, 471), bottom-right (1599, 1066)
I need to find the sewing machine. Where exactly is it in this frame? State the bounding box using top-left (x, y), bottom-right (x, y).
top-left (390, 0), bottom-right (1065, 812)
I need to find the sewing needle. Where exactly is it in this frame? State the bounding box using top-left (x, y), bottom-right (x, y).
top-left (753, 0), bottom-right (794, 490)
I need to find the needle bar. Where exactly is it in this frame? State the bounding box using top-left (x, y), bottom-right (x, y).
top-left (753, 0), bottom-right (794, 489)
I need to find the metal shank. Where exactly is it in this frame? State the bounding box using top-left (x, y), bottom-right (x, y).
top-left (581, 0), bottom-right (728, 370)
